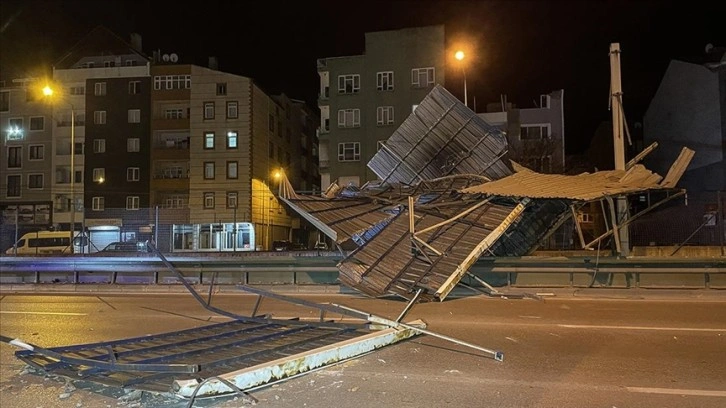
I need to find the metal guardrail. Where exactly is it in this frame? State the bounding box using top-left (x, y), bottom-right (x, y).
top-left (0, 255), bottom-right (724, 289)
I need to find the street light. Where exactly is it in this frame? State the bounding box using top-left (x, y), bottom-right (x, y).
top-left (43, 85), bottom-right (77, 235)
top-left (454, 50), bottom-right (467, 107)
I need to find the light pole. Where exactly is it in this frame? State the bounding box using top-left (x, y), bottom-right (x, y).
top-left (43, 86), bottom-right (76, 235)
top-left (455, 50), bottom-right (467, 107)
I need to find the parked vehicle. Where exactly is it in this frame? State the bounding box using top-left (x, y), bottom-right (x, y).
top-left (272, 240), bottom-right (291, 251)
top-left (4, 231), bottom-right (89, 255)
top-left (97, 241), bottom-right (149, 254)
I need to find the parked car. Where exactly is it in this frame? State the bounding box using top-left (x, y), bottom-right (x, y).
top-left (272, 240), bottom-right (291, 251)
top-left (97, 241), bottom-right (149, 254)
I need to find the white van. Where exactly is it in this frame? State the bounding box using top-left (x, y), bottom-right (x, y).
top-left (4, 231), bottom-right (88, 255)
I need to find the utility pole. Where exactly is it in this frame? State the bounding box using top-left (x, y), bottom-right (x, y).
top-left (609, 43), bottom-right (630, 257)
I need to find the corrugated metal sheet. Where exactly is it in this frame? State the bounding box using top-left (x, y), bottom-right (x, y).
top-left (337, 199), bottom-right (523, 302)
top-left (461, 165), bottom-right (672, 200)
top-left (367, 85), bottom-right (514, 185)
top-left (281, 194), bottom-right (396, 245)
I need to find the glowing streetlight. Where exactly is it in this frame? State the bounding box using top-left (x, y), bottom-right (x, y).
top-left (454, 50), bottom-right (467, 107)
top-left (43, 84), bottom-right (77, 235)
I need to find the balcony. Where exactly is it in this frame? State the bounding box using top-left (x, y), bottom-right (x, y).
top-left (318, 87), bottom-right (330, 102)
top-left (152, 117), bottom-right (190, 130)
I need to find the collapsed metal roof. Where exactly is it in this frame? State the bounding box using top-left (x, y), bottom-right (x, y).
top-left (368, 84), bottom-right (514, 185)
top-left (460, 161), bottom-right (685, 200)
top-left (279, 85), bottom-right (693, 302)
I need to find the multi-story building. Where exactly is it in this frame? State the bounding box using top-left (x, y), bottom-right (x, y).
top-left (317, 25), bottom-right (446, 188)
top-left (478, 90), bottom-right (566, 173)
top-left (643, 48), bottom-right (725, 192)
top-left (1, 26), bottom-right (319, 252)
top-left (0, 27), bottom-right (150, 250)
top-left (0, 77), bottom-right (54, 250)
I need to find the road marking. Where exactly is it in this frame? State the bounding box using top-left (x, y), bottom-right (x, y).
top-left (627, 387), bottom-right (726, 397)
top-left (559, 324), bottom-right (725, 332)
top-left (0, 311), bottom-right (87, 316)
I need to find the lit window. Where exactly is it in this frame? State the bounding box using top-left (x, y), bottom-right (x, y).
top-left (204, 132), bottom-right (215, 149)
top-left (338, 142), bottom-right (360, 162)
top-left (92, 168), bottom-right (105, 183)
top-left (376, 71), bottom-right (394, 91)
top-left (7, 118), bottom-right (23, 140)
top-left (226, 131), bottom-right (238, 148)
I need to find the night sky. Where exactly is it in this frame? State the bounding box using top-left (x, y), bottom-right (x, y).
top-left (2, 0), bottom-right (724, 154)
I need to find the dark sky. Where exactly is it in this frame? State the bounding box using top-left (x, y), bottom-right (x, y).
top-left (2, 0), bottom-right (725, 153)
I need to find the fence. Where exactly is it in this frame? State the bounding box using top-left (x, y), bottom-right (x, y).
top-left (540, 190), bottom-right (725, 254)
top-left (1, 191), bottom-right (724, 256)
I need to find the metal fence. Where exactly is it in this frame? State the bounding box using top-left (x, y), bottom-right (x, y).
top-left (2, 191), bottom-right (724, 256)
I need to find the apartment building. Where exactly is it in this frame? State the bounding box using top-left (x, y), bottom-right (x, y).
top-left (317, 25), bottom-right (446, 188)
top-left (0, 27), bottom-right (150, 250)
top-left (0, 78), bottom-right (54, 245)
top-left (1, 26), bottom-right (319, 252)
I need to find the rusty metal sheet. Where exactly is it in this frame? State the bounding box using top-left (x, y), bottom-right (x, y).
top-left (460, 164), bottom-right (675, 200)
top-left (660, 147), bottom-right (696, 187)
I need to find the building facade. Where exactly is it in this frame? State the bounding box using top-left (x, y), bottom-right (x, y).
top-left (478, 89), bottom-right (566, 173)
top-left (1, 27), bottom-right (319, 252)
top-left (643, 54), bottom-right (725, 192)
top-left (0, 78), bottom-right (54, 246)
top-left (317, 25), bottom-right (446, 188)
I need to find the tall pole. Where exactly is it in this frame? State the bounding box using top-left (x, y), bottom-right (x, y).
top-left (609, 43), bottom-right (630, 256)
top-left (70, 105), bottom-right (75, 238)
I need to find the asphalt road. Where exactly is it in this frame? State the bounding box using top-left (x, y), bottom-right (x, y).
top-left (1, 290), bottom-right (725, 408)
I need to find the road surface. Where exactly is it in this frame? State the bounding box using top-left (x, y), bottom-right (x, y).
top-left (1, 290), bottom-right (725, 407)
